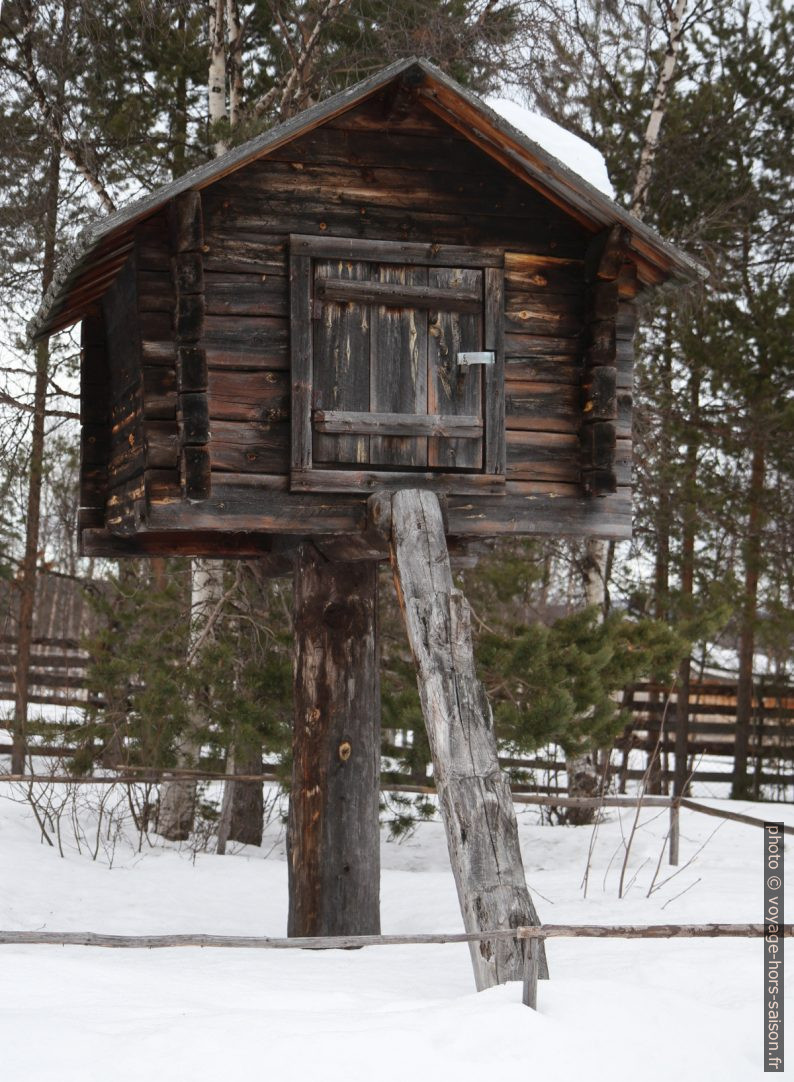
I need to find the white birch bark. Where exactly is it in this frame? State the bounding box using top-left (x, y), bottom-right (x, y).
top-left (226, 0), bottom-right (244, 129)
top-left (208, 0), bottom-right (228, 156)
top-left (631, 0), bottom-right (688, 217)
top-left (157, 559), bottom-right (226, 841)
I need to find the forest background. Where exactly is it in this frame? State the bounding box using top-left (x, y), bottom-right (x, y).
top-left (0, 0), bottom-right (791, 846)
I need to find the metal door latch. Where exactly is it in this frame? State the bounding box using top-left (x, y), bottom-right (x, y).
top-left (456, 351), bottom-right (495, 367)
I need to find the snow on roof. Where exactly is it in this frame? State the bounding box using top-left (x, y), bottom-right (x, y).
top-left (485, 98), bottom-right (615, 199)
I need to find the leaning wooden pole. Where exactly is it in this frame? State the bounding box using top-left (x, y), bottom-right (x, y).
top-left (288, 543), bottom-right (381, 937)
top-left (388, 489), bottom-right (548, 989)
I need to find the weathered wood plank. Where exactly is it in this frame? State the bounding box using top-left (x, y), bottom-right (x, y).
top-left (507, 430), bottom-right (580, 483)
top-left (290, 233), bottom-right (504, 267)
top-left (505, 380), bottom-right (580, 432)
top-left (290, 253), bottom-right (313, 474)
top-left (210, 420), bottom-right (290, 474)
top-left (370, 263), bottom-right (428, 466)
top-left (389, 489), bottom-right (547, 990)
top-left (427, 267), bottom-right (483, 470)
top-left (314, 410), bottom-right (482, 438)
top-left (312, 258), bottom-right (371, 465)
top-left (291, 469), bottom-right (505, 495)
top-left (208, 369), bottom-right (288, 422)
top-left (288, 547), bottom-right (380, 938)
top-left (484, 266), bottom-right (506, 476)
top-left (316, 276), bottom-right (481, 311)
top-left (144, 476), bottom-right (632, 540)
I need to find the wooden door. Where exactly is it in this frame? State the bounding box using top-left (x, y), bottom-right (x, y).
top-left (290, 235), bottom-right (505, 493)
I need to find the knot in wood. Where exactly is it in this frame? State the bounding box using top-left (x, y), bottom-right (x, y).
top-left (338, 740), bottom-right (352, 762)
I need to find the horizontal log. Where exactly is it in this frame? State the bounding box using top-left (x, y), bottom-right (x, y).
top-left (504, 253), bottom-right (584, 294)
top-left (315, 277), bottom-right (481, 312)
top-left (144, 476), bottom-right (632, 539)
top-left (205, 272), bottom-right (287, 317)
top-left (506, 430), bottom-right (579, 483)
top-left (505, 381), bottom-right (580, 432)
top-left (519, 924), bottom-right (789, 940)
top-left (504, 355), bottom-right (582, 385)
top-left (504, 293), bottom-right (583, 337)
top-left (210, 419), bottom-right (290, 473)
top-left (0, 928), bottom-right (524, 950)
top-left (225, 158), bottom-right (560, 221)
top-left (291, 468), bottom-right (504, 496)
top-left (313, 410), bottom-right (482, 438)
top-left (505, 332), bottom-right (581, 358)
top-left (288, 232), bottom-right (504, 267)
top-left (208, 369), bottom-right (289, 422)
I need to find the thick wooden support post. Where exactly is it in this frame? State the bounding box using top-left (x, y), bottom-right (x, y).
top-left (388, 489), bottom-right (547, 990)
top-left (288, 544), bottom-right (381, 938)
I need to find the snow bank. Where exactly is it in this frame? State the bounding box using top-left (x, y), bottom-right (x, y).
top-left (0, 787), bottom-right (788, 1081)
top-left (486, 97), bottom-right (615, 198)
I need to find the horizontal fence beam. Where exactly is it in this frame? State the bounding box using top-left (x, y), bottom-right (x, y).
top-left (1, 772), bottom-right (791, 835)
top-left (1, 923), bottom-right (787, 952)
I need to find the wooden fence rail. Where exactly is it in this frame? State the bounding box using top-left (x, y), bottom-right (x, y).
top-left (0, 923), bottom-right (786, 1011)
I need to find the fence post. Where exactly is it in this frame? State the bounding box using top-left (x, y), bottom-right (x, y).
top-left (669, 800), bottom-right (680, 866)
top-left (521, 932), bottom-right (541, 1009)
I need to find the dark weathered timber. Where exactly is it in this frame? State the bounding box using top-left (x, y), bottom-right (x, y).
top-left (179, 392), bottom-right (210, 445)
top-left (182, 446), bottom-right (211, 500)
top-left (581, 227), bottom-right (627, 495)
top-left (179, 346), bottom-right (208, 392)
top-left (315, 276), bottom-right (482, 311)
top-left (427, 267), bottom-right (483, 470)
top-left (484, 266), bottom-right (506, 475)
top-left (389, 489), bottom-right (547, 989)
top-left (583, 365), bottom-right (618, 421)
top-left (291, 469), bottom-right (505, 496)
top-left (290, 253), bottom-right (313, 475)
top-left (290, 233), bottom-right (504, 267)
top-left (102, 255), bottom-right (145, 535)
top-left (370, 263), bottom-right (429, 466)
top-left (168, 191), bottom-right (203, 253)
top-left (314, 410), bottom-right (482, 438)
top-left (288, 545), bottom-right (380, 938)
top-left (144, 476), bottom-right (633, 539)
top-left (79, 315), bottom-right (110, 520)
top-left (505, 381), bottom-right (580, 432)
top-left (208, 369), bottom-right (288, 422)
top-left (312, 258), bottom-right (371, 464)
top-left (169, 190), bottom-right (210, 500)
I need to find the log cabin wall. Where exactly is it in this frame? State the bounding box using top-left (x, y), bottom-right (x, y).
top-left (96, 85), bottom-right (637, 544)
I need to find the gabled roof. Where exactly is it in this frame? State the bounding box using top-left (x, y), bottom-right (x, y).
top-left (30, 57), bottom-right (704, 341)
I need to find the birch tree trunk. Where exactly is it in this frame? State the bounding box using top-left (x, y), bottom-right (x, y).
top-left (390, 490), bottom-right (547, 990)
top-left (208, 0), bottom-right (227, 156)
top-left (157, 559), bottom-right (225, 840)
top-left (631, 0), bottom-right (689, 217)
top-left (12, 96), bottom-right (62, 776)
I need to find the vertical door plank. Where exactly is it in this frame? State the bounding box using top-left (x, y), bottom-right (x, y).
top-left (312, 259), bottom-right (371, 465)
top-left (427, 267), bottom-right (483, 470)
top-left (484, 266), bottom-right (506, 476)
top-left (370, 264), bottom-right (428, 467)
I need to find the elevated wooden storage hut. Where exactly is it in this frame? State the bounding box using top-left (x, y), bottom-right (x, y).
top-left (33, 58), bottom-right (700, 559)
top-left (32, 59), bottom-right (702, 992)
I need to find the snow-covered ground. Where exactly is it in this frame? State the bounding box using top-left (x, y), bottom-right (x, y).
top-left (0, 784), bottom-right (789, 1082)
